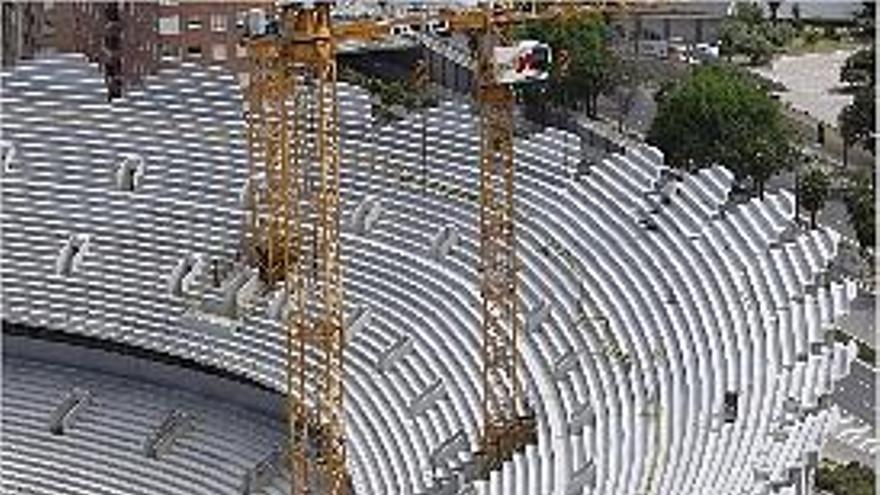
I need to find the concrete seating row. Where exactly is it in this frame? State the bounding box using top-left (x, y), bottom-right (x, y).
top-left (1, 56), bottom-right (861, 495)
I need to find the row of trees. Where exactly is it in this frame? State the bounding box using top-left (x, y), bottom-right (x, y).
top-left (720, 1), bottom-right (875, 65)
top-left (512, 5), bottom-right (873, 255)
top-left (513, 5), bottom-right (804, 204)
top-left (719, 2), bottom-right (795, 65)
top-left (791, 5), bottom-right (875, 254)
top-left (514, 14), bottom-right (618, 120)
top-left (647, 61), bottom-right (874, 253)
top-left (838, 39), bottom-right (875, 255)
top-left (839, 45), bottom-right (875, 154)
top-left (646, 45), bottom-right (874, 254)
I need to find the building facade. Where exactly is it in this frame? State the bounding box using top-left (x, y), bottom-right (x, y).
top-left (47, 1), bottom-right (270, 97)
top-left (155, 1), bottom-right (269, 75)
top-left (2, 1), bottom-right (52, 66)
top-left (52, 2), bottom-right (159, 98)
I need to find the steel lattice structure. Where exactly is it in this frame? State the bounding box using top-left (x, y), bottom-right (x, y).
top-left (245, 5), bottom-right (347, 494)
top-left (473, 15), bottom-right (535, 472)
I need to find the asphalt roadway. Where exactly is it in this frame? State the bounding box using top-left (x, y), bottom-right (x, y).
top-left (831, 360), bottom-right (876, 427)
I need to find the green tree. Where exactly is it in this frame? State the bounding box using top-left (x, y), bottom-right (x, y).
top-left (847, 173), bottom-right (876, 254)
top-left (840, 86), bottom-right (876, 154)
top-left (732, 1), bottom-right (764, 24)
top-left (609, 59), bottom-right (640, 132)
top-left (851, 192), bottom-right (875, 254)
top-left (855, 2), bottom-right (876, 39)
top-left (840, 46), bottom-right (876, 87)
top-left (763, 20), bottom-right (794, 47)
top-left (719, 19), bottom-right (749, 61)
top-left (718, 2), bottom-right (780, 65)
top-left (839, 47), bottom-right (876, 155)
top-left (647, 65), bottom-right (794, 198)
top-left (798, 167), bottom-right (830, 228)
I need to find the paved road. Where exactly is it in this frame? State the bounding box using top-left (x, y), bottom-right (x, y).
top-left (831, 360), bottom-right (876, 426)
top-left (750, 49), bottom-right (857, 127)
top-left (827, 360), bottom-right (877, 468)
top-left (836, 295), bottom-right (877, 346)
top-left (821, 435), bottom-right (877, 468)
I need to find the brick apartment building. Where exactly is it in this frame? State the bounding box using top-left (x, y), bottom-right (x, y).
top-left (155, 1), bottom-right (270, 74)
top-left (1, 1), bottom-right (53, 66)
top-left (52, 2), bottom-right (159, 97)
top-left (42, 1), bottom-right (270, 98)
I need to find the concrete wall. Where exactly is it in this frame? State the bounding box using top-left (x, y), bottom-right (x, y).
top-left (614, 15), bottom-right (724, 45)
top-left (423, 45), bottom-right (473, 94)
top-left (3, 331), bottom-right (285, 422)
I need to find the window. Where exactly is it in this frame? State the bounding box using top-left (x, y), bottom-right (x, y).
top-left (212, 43), bottom-right (227, 62)
top-left (210, 13), bottom-right (227, 32)
top-left (235, 43), bottom-right (247, 59)
top-left (159, 43), bottom-right (180, 62)
top-left (186, 17), bottom-right (203, 31)
top-left (235, 11), bottom-right (247, 29)
top-left (158, 15), bottom-right (180, 35)
top-left (186, 45), bottom-right (202, 58)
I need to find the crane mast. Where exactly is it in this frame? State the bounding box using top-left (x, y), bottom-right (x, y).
top-left (245, 4), bottom-right (346, 494)
top-left (474, 11), bottom-right (533, 471)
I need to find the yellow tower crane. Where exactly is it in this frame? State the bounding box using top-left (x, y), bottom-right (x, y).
top-left (242, 2), bottom-right (661, 493)
top-left (245, 5), bottom-right (345, 493)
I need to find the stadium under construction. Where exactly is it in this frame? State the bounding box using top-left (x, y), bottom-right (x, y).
top-left (0, 2), bottom-right (871, 495)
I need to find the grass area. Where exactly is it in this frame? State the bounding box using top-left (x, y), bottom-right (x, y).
top-left (783, 35), bottom-right (861, 55)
